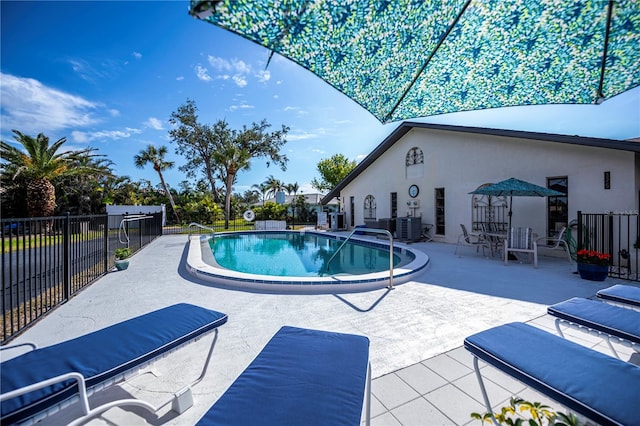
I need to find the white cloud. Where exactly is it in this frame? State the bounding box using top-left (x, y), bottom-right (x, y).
top-left (0, 73), bottom-right (100, 135)
top-left (256, 69), bottom-right (271, 83)
top-left (206, 55), bottom-right (270, 87)
top-left (232, 75), bottom-right (247, 87)
top-left (229, 103), bottom-right (254, 111)
top-left (355, 154), bottom-right (367, 162)
top-left (311, 148), bottom-right (326, 153)
top-left (176, 76), bottom-right (184, 81)
top-left (195, 65), bottom-right (211, 81)
top-left (108, 109), bottom-right (120, 117)
top-left (144, 117), bottom-right (164, 130)
top-left (71, 128), bottom-right (142, 143)
top-left (273, 94), bottom-right (279, 99)
top-left (287, 132), bottom-right (318, 141)
top-left (132, 51), bottom-right (142, 60)
top-left (284, 106), bottom-right (308, 115)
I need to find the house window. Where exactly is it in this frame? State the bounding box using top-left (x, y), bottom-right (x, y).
top-left (435, 188), bottom-right (445, 235)
top-left (390, 192), bottom-right (397, 218)
top-left (405, 147), bottom-right (424, 179)
top-left (349, 196), bottom-right (355, 227)
top-left (364, 195), bottom-right (376, 219)
top-left (547, 177), bottom-right (568, 238)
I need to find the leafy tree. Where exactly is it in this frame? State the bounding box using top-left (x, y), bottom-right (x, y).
top-left (168, 99), bottom-right (225, 202)
top-left (0, 130), bottom-right (105, 218)
top-left (134, 145), bottom-right (180, 224)
top-left (55, 155), bottom-right (114, 214)
top-left (168, 99), bottom-right (289, 229)
top-left (284, 182), bottom-right (300, 223)
top-left (311, 153), bottom-right (357, 193)
top-left (241, 189), bottom-right (261, 205)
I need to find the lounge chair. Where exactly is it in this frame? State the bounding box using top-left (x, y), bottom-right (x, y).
top-left (464, 322), bottom-right (640, 426)
top-left (196, 326), bottom-right (371, 426)
top-left (547, 297), bottom-right (640, 358)
top-left (1, 303), bottom-right (228, 426)
top-left (597, 284), bottom-right (640, 311)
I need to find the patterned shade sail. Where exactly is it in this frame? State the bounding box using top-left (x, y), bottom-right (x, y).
top-left (189, 0), bottom-right (640, 123)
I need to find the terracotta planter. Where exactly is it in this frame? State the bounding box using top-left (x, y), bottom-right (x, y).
top-left (577, 263), bottom-right (608, 281)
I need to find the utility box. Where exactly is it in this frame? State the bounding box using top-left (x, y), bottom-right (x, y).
top-left (396, 217), bottom-right (422, 241)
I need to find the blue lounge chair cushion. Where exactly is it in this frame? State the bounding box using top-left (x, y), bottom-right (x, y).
top-left (464, 322), bottom-right (640, 426)
top-left (597, 284), bottom-right (640, 308)
top-left (548, 297), bottom-right (640, 344)
top-left (1, 303), bottom-right (227, 424)
top-left (197, 326), bottom-right (370, 426)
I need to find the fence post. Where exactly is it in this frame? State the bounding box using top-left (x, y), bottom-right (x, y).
top-left (63, 212), bottom-right (71, 301)
top-left (577, 210), bottom-right (583, 252)
top-left (104, 213), bottom-right (109, 273)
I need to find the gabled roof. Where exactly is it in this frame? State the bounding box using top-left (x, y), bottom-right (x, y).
top-left (321, 122), bottom-right (640, 204)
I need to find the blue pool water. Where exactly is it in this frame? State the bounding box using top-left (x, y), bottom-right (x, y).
top-left (208, 231), bottom-right (414, 277)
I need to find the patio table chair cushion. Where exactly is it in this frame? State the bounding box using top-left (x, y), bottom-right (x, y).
top-left (1, 303), bottom-right (228, 425)
top-left (197, 325), bottom-right (370, 426)
top-left (597, 284), bottom-right (640, 309)
top-left (464, 322), bottom-right (640, 426)
top-left (547, 297), bottom-right (640, 345)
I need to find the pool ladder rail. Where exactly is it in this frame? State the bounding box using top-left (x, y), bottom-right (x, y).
top-left (188, 223), bottom-right (216, 241)
top-left (325, 228), bottom-right (395, 289)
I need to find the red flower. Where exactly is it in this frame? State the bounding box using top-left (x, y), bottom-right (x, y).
top-left (577, 249), bottom-right (611, 266)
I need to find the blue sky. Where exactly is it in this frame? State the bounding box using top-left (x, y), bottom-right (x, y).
top-left (2, 1), bottom-right (639, 196)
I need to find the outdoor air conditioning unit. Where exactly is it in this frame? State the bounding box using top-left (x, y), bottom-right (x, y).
top-left (396, 217), bottom-right (422, 241)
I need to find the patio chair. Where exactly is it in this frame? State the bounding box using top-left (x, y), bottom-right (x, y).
top-left (547, 297), bottom-right (640, 359)
top-left (597, 284), bottom-right (640, 311)
top-left (0, 303), bottom-right (228, 426)
top-left (504, 227), bottom-right (537, 268)
top-left (535, 226), bottom-right (572, 263)
top-left (455, 224), bottom-right (488, 256)
top-left (196, 326), bottom-right (371, 426)
top-left (464, 322), bottom-right (640, 426)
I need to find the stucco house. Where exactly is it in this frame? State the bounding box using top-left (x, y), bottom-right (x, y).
top-left (321, 122), bottom-right (640, 245)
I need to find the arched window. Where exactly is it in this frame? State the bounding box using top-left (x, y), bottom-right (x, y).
top-left (364, 195), bottom-right (376, 219)
top-left (405, 147), bottom-right (424, 166)
top-left (405, 147), bottom-right (424, 179)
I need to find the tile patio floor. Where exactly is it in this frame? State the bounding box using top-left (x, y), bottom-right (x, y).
top-left (2, 234), bottom-right (636, 425)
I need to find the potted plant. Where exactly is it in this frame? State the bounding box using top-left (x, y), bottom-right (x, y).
top-left (114, 247), bottom-right (132, 271)
top-left (576, 249), bottom-right (610, 281)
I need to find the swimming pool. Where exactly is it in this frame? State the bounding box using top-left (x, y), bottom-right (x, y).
top-left (186, 230), bottom-right (429, 293)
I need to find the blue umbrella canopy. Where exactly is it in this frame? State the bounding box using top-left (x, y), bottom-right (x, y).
top-left (469, 177), bottom-right (564, 230)
top-left (469, 178), bottom-right (564, 197)
top-left (189, 0), bottom-right (640, 123)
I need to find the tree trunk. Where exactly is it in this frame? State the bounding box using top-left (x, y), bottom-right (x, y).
top-left (26, 178), bottom-right (56, 217)
top-left (224, 173), bottom-right (235, 229)
top-left (157, 171), bottom-right (180, 224)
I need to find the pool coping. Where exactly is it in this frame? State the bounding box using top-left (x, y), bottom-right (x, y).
top-left (186, 230), bottom-right (430, 293)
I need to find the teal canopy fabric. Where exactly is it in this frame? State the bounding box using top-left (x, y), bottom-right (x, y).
top-left (190, 0), bottom-right (640, 123)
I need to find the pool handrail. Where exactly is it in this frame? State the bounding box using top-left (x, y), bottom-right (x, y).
top-left (118, 215), bottom-right (154, 247)
top-left (325, 228), bottom-right (395, 289)
top-left (188, 222), bottom-right (215, 240)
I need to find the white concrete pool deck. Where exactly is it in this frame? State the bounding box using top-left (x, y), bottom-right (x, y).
top-left (4, 233), bottom-right (636, 425)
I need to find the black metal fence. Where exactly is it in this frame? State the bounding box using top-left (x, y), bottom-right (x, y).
top-left (1, 213), bottom-right (164, 343)
top-left (577, 211), bottom-right (639, 281)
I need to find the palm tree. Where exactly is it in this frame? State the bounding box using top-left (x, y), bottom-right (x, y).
top-left (264, 175), bottom-right (284, 200)
top-left (285, 182), bottom-right (299, 226)
top-left (252, 182), bottom-right (269, 206)
top-left (0, 130), bottom-right (103, 217)
top-left (134, 145), bottom-right (180, 223)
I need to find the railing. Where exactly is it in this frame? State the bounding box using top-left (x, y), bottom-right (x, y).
top-left (325, 228), bottom-right (395, 288)
top-left (187, 222), bottom-right (215, 239)
top-left (577, 211), bottom-right (639, 282)
top-left (1, 213), bottom-right (164, 343)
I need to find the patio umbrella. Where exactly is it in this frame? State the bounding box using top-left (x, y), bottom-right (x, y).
top-left (189, 1), bottom-right (640, 123)
top-left (469, 177), bottom-right (564, 231)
